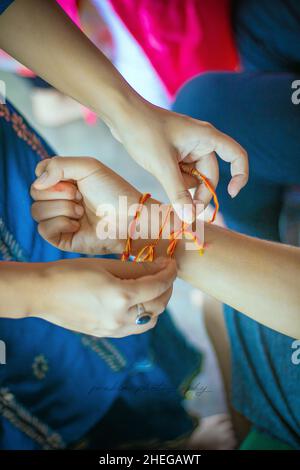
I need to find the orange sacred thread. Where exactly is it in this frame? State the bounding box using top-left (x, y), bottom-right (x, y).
top-left (121, 192), bottom-right (151, 261)
top-left (121, 166), bottom-right (219, 262)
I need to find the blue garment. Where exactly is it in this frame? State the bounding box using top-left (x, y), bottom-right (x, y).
top-left (233, 0), bottom-right (300, 74)
top-left (0, 101), bottom-right (202, 449)
top-left (0, 0), bottom-right (13, 15)
top-left (173, 0), bottom-right (300, 449)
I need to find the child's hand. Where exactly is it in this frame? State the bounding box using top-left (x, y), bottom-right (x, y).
top-left (31, 157), bottom-right (140, 255)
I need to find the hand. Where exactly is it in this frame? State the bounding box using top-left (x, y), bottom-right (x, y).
top-left (30, 257), bottom-right (176, 337)
top-left (109, 99), bottom-right (249, 222)
top-left (31, 157), bottom-right (141, 255)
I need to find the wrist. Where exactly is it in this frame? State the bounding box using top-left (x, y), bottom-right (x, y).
top-left (127, 197), bottom-right (176, 260)
top-left (0, 262), bottom-right (45, 319)
top-left (99, 89), bottom-right (148, 139)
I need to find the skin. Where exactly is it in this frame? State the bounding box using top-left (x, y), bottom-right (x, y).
top-left (0, 257), bottom-right (177, 337)
top-left (31, 157), bottom-right (300, 339)
top-left (0, 0), bottom-right (249, 340)
top-left (0, 0), bottom-right (248, 221)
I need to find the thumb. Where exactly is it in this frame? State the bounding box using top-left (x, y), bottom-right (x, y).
top-left (33, 157), bottom-right (100, 190)
top-left (119, 258), bottom-right (177, 304)
top-left (157, 155), bottom-right (194, 223)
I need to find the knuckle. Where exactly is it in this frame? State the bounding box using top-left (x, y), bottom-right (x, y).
top-left (200, 120), bottom-right (215, 131)
top-left (197, 121), bottom-right (214, 132)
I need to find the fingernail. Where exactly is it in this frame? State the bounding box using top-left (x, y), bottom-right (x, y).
top-left (75, 205), bottom-right (84, 216)
top-left (34, 171), bottom-right (48, 186)
top-left (75, 190), bottom-right (82, 201)
top-left (229, 189), bottom-right (238, 198)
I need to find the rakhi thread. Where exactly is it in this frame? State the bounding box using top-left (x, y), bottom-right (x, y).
top-left (121, 192), bottom-right (151, 261)
top-left (121, 166), bottom-right (219, 262)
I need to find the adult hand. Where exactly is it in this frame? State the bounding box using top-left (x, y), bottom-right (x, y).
top-left (31, 257), bottom-right (176, 337)
top-left (0, 0), bottom-right (248, 224)
top-left (31, 157), bottom-right (140, 255)
top-left (109, 100), bottom-right (249, 222)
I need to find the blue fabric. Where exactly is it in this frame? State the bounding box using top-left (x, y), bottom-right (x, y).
top-left (0, 0), bottom-right (14, 15)
top-left (0, 101), bottom-right (202, 449)
top-left (233, 0), bottom-right (300, 73)
top-left (173, 0), bottom-right (300, 449)
top-left (174, 74), bottom-right (300, 447)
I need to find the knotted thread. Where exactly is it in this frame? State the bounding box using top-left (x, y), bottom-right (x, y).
top-left (121, 166), bottom-right (219, 262)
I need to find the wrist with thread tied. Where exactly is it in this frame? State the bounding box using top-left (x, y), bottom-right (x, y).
top-left (121, 166), bottom-right (219, 263)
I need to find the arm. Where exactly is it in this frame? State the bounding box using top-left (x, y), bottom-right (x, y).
top-left (175, 224), bottom-right (300, 339)
top-left (0, 0), bottom-right (131, 125)
top-left (0, 257), bottom-right (176, 337)
top-left (125, 198), bottom-right (300, 339)
top-left (31, 157), bottom-right (300, 339)
top-left (0, 262), bottom-right (39, 318)
top-left (0, 0), bottom-right (248, 218)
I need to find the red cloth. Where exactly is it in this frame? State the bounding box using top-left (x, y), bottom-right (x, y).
top-left (109, 0), bottom-right (239, 97)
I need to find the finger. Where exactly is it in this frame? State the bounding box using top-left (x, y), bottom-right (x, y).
top-left (193, 152), bottom-right (219, 211)
top-left (33, 156), bottom-right (100, 190)
top-left (104, 256), bottom-right (170, 279)
top-left (212, 130), bottom-right (249, 198)
top-left (38, 216), bottom-right (80, 242)
top-left (120, 258), bottom-right (177, 305)
top-left (30, 181), bottom-right (82, 202)
top-left (31, 200), bottom-right (84, 223)
top-left (127, 286), bottom-right (173, 323)
top-left (155, 150), bottom-right (195, 223)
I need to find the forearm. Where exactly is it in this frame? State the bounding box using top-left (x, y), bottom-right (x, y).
top-left (0, 0), bottom-right (139, 127)
top-left (0, 262), bottom-right (41, 318)
top-left (130, 201), bottom-right (300, 338)
top-left (176, 224), bottom-right (300, 338)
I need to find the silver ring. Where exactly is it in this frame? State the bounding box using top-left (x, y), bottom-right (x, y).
top-left (135, 303), bottom-right (153, 325)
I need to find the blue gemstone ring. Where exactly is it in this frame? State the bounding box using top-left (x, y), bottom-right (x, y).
top-left (135, 303), bottom-right (153, 325)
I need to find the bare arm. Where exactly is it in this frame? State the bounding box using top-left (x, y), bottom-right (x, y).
top-left (127, 198), bottom-right (300, 338)
top-left (0, 257), bottom-right (177, 337)
top-left (0, 0), bottom-right (248, 216)
top-left (0, 0), bottom-right (135, 127)
top-left (175, 223), bottom-right (300, 339)
top-left (0, 262), bottom-right (39, 318)
top-left (31, 157), bottom-right (300, 339)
